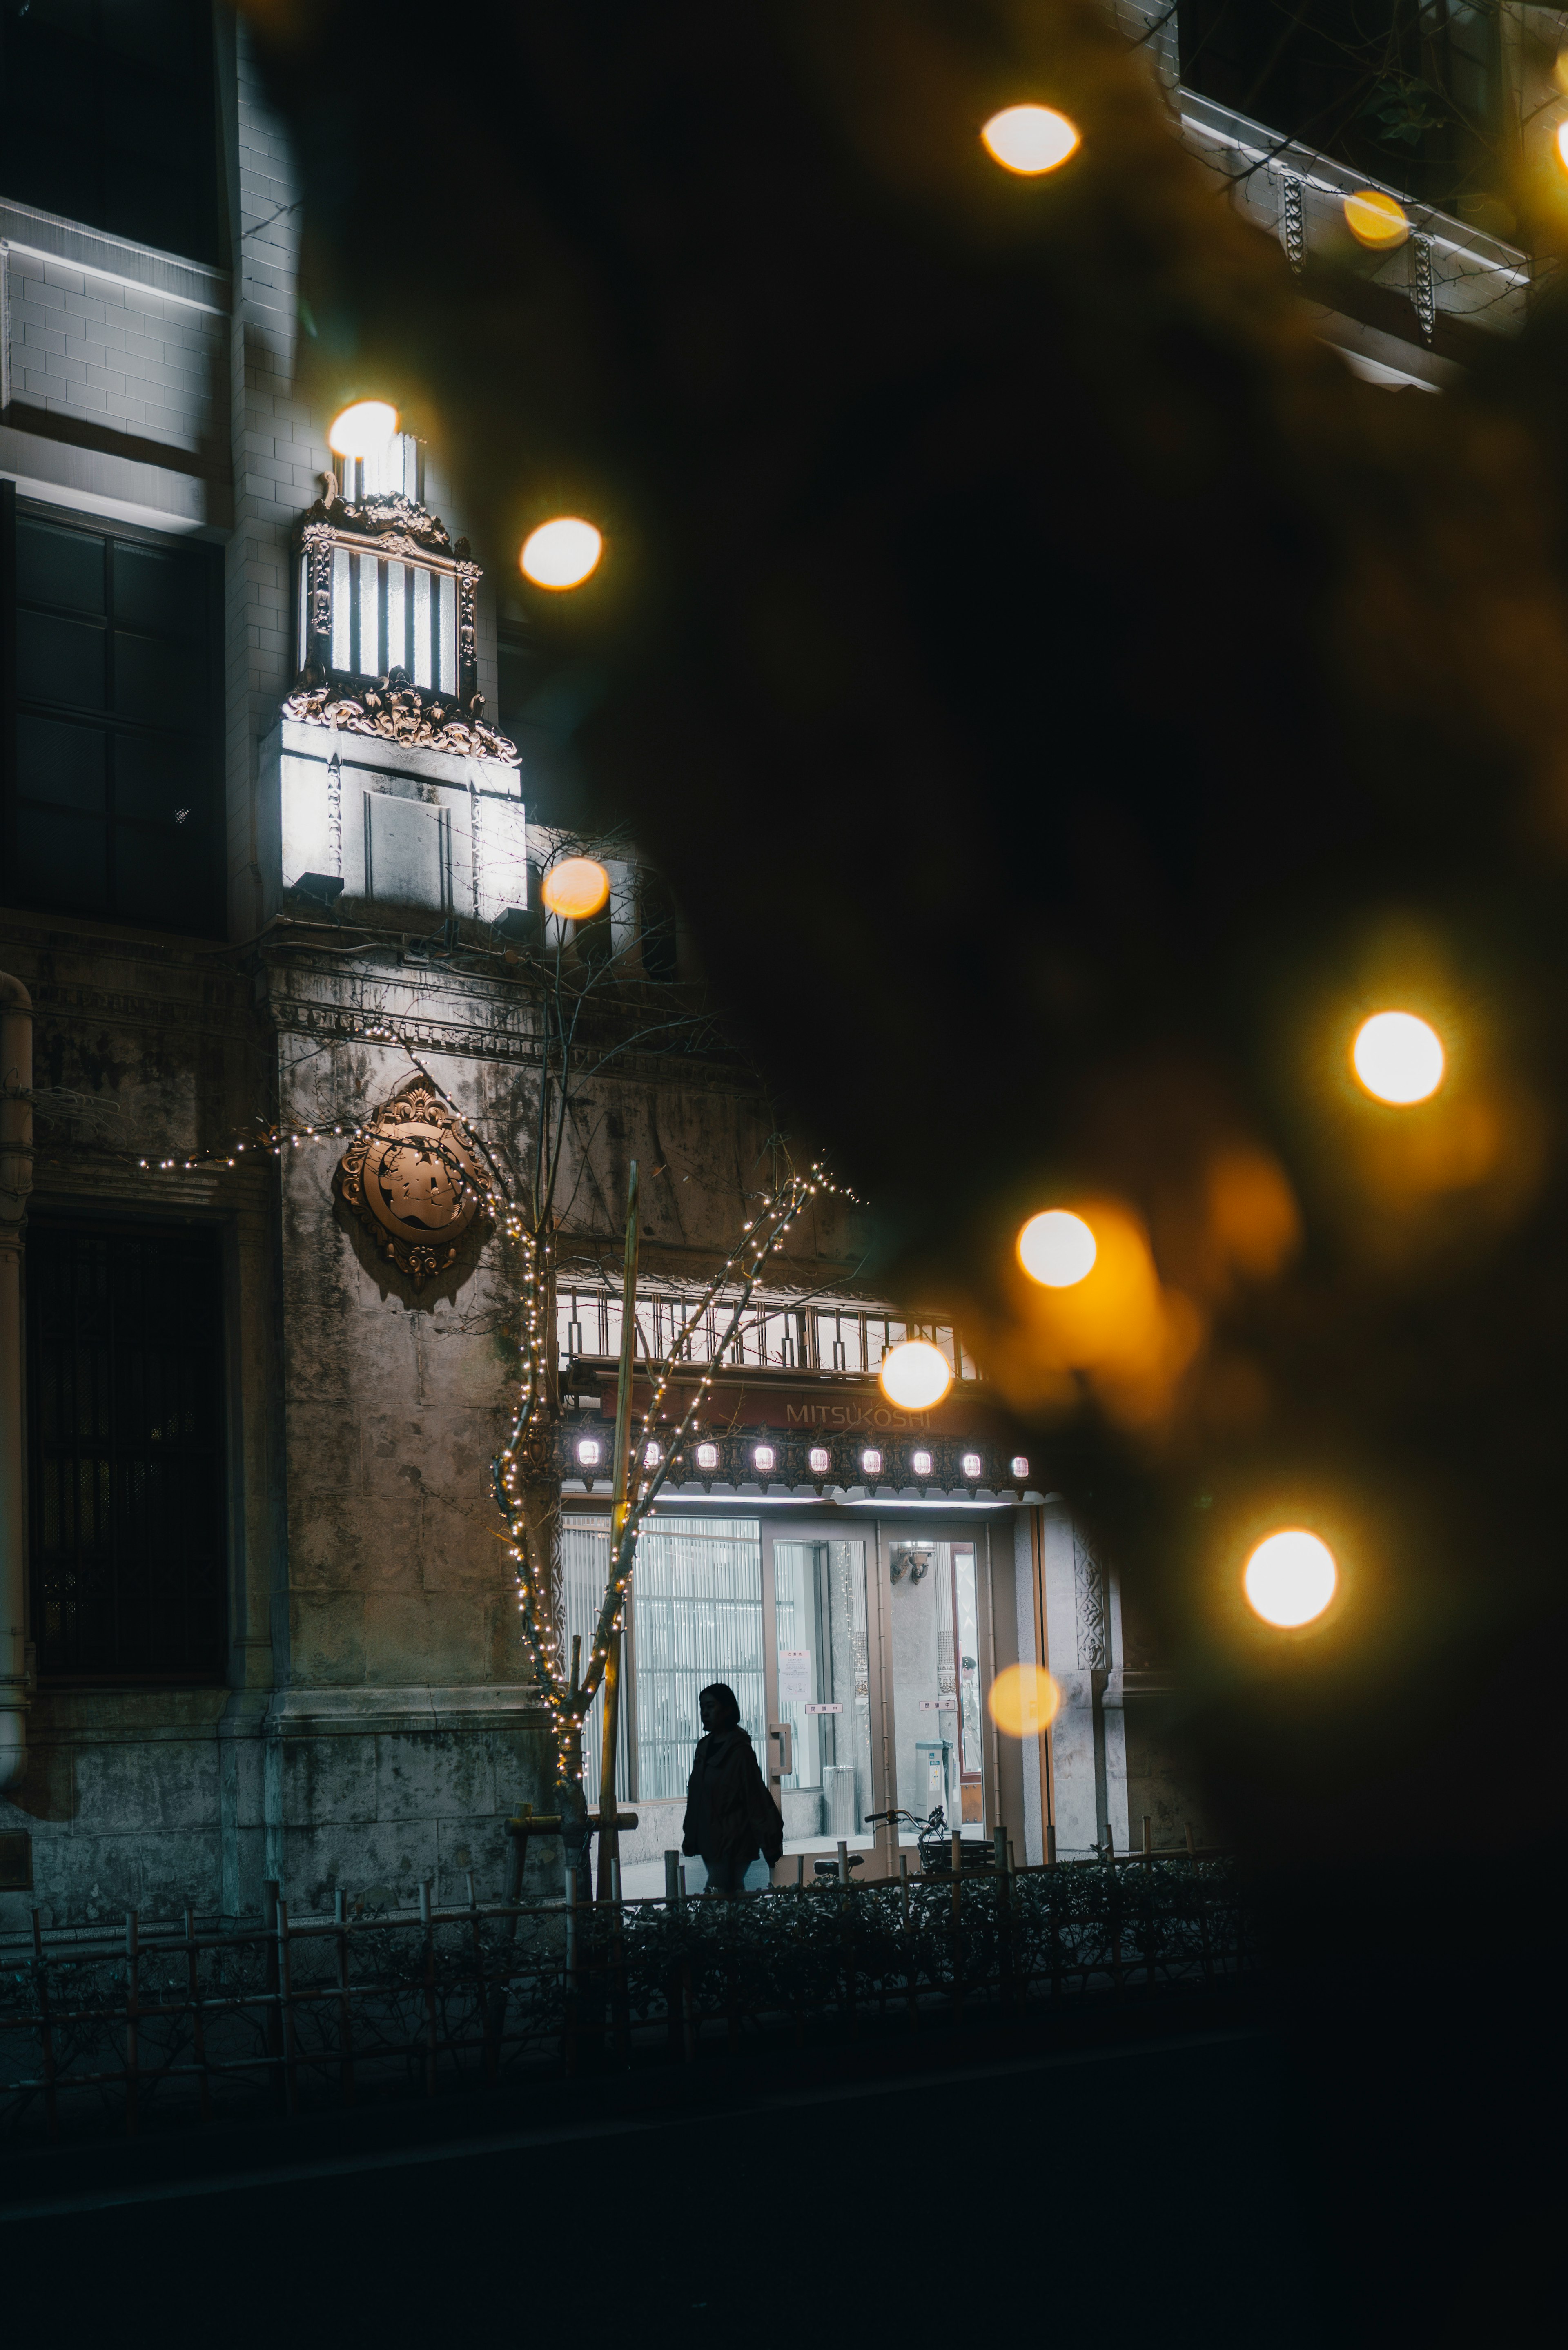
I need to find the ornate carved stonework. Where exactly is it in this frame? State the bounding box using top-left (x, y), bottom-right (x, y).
top-left (337, 1087), bottom-right (495, 1286)
top-left (283, 673), bottom-right (521, 766)
top-left (306, 475), bottom-right (461, 558)
top-left (289, 475), bottom-right (513, 757)
top-left (1073, 1532), bottom-right (1109, 1672)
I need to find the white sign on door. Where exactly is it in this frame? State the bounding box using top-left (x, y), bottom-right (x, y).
top-left (777, 1649), bottom-right (813, 1703)
top-left (920, 1699), bottom-right (957, 1711)
top-left (804, 1702), bottom-right (843, 1715)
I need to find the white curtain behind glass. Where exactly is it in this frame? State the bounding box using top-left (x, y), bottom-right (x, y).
top-left (631, 1516), bottom-right (764, 1800)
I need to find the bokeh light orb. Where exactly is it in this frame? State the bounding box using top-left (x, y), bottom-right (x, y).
top-left (879, 1338), bottom-right (952, 1411)
top-left (987, 1661), bottom-right (1062, 1739)
top-left (1017, 1208), bottom-right (1097, 1287)
top-left (541, 857), bottom-right (611, 921)
top-left (981, 105), bottom-right (1080, 176)
top-left (520, 517), bottom-right (604, 589)
top-left (1243, 1530), bottom-right (1338, 1628)
top-left (1343, 190), bottom-right (1409, 249)
top-left (1557, 117), bottom-right (1568, 168)
top-left (1352, 1011), bottom-right (1445, 1104)
top-left (328, 400), bottom-right (397, 458)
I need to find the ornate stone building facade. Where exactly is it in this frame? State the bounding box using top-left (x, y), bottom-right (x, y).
top-left (0, 4), bottom-right (1538, 1928)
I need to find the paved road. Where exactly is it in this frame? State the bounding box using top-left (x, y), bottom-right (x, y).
top-left (7, 2028), bottom-right (1327, 2346)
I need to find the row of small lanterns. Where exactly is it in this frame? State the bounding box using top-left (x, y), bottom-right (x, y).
top-left (570, 1429), bottom-right (1029, 1485)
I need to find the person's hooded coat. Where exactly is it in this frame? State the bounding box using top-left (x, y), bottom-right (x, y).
top-left (682, 1722), bottom-right (784, 1873)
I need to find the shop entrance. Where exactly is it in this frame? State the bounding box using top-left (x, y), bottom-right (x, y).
top-left (764, 1529), bottom-right (877, 1872)
top-left (760, 1519), bottom-right (993, 1877)
top-left (566, 1509), bottom-right (997, 1888)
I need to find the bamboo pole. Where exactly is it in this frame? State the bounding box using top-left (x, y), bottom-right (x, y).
top-left (334, 1887), bottom-right (356, 2104)
top-left (124, 1909), bottom-right (140, 2137)
top-left (185, 1905), bottom-right (211, 2122)
top-left (419, 1878), bottom-right (438, 2096)
top-left (276, 1897), bottom-right (299, 2114)
top-left (30, 1909), bottom-right (58, 2140)
top-left (598, 1161), bottom-right (640, 1903)
top-left (262, 1878), bottom-right (283, 2112)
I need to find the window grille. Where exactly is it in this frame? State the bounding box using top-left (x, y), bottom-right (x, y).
top-left (555, 1287), bottom-right (977, 1382)
top-left (291, 450), bottom-right (480, 718)
top-left (26, 1222), bottom-right (227, 1681)
top-left (297, 547), bottom-right (458, 693)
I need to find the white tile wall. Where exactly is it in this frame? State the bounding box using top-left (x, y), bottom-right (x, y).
top-left (4, 255), bottom-right (224, 453)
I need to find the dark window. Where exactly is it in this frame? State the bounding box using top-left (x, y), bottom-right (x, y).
top-left (26, 1222), bottom-right (227, 1682)
top-left (1179, 2), bottom-right (1502, 213)
top-left (495, 606), bottom-right (593, 831)
top-left (2, 492), bottom-right (224, 934)
top-left (0, 0), bottom-right (220, 265)
top-left (639, 872), bottom-right (680, 983)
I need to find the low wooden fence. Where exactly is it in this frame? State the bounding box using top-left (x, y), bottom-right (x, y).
top-left (0, 1850), bottom-right (1252, 2144)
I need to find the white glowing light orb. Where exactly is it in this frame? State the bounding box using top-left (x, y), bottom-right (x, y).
top-left (1557, 118), bottom-right (1568, 169)
top-left (520, 516), bottom-right (604, 589)
top-left (1243, 1530), bottom-right (1338, 1628)
top-left (981, 104), bottom-right (1080, 176)
top-left (879, 1338), bottom-right (952, 1410)
top-left (1352, 1011), bottom-right (1445, 1105)
top-left (328, 400), bottom-right (397, 459)
top-left (541, 857), bottom-right (611, 921)
top-left (1017, 1208), bottom-right (1097, 1287)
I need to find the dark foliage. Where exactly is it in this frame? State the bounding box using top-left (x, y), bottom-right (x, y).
top-left (241, 2), bottom-right (1568, 2323)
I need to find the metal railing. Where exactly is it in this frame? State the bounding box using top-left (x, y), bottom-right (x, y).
top-left (1, 1846), bottom-right (1251, 2144)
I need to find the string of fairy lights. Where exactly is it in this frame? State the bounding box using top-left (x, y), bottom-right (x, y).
top-left (491, 1159), bottom-right (856, 1783)
top-left (102, 1025), bottom-right (510, 1206)
top-left (67, 993), bottom-right (862, 1769)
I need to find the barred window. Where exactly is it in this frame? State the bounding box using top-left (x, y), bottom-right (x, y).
top-left (2, 490), bottom-right (224, 933)
top-left (27, 1223), bottom-right (227, 1681)
top-left (296, 546), bottom-right (459, 694)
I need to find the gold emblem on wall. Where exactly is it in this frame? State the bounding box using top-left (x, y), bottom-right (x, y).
top-left (337, 1086), bottom-right (494, 1286)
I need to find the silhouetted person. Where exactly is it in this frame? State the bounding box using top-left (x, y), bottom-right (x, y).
top-left (682, 1683), bottom-right (783, 1895)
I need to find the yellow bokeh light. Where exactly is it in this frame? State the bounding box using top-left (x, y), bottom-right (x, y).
top-left (520, 517), bottom-right (604, 590)
top-left (1343, 190), bottom-right (1409, 249)
top-left (541, 857), bottom-right (610, 921)
top-left (987, 1661), bottom-right (1061, 1738)
top-left (328, 400), bottom-right (397, 459)
top-left (878, 1338), bottom-right (952, 1411)
top-left (1352, 1011), bottom-right (1445, 1105)
top-left (1017, 1209), bottom-right (1097, 1288)
top-left (1556, 118), bottom-right (1568, 171)
top-left (1242, 1530), bottom-right (1338, 1628)
top-left (981, 105), bottom-right (1080, 177)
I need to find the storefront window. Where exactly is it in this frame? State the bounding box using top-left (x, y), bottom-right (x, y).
top-left (773, 1539), bottom-right (872, 1851)
top-left (631, 1516), bottom-right (764, 1797)
top-left (888, 1540), bottom-right (986, 1842)
top-left (566, 1505), bottom-right (998, 1872)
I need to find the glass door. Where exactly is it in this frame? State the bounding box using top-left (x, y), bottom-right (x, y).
top-left (762, 1529), bottom-right (878, 1877)
top-left (885, 1532), bottom-right (989, 1855)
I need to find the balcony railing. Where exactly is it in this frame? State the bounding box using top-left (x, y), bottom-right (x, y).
top-left (557, 1290), bottom-right (980, 1381)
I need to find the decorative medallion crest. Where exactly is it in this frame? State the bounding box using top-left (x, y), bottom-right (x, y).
top-left (337, 1087), bottom-right (494, 1287)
